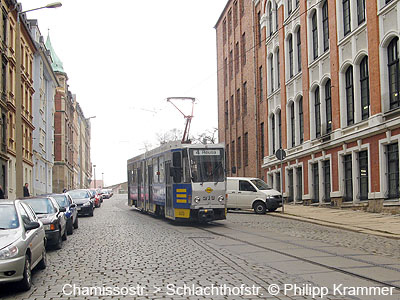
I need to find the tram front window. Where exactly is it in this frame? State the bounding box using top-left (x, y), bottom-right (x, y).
top-left (189, 149), bottom-right (224, 183)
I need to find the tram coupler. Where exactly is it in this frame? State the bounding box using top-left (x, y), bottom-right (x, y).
top-left (198, 209), bottom-right (215, 222)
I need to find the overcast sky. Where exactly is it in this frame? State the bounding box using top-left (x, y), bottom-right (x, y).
top-left (24, 0), bottom-right (228, 186)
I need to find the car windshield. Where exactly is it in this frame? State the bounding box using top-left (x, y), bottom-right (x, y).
top-left (0, 205), bottom-right (20, 229)
top-left (251, 179), bottom-right (271, 190)
top-left (68, 190), bottom-right (90, 199)
top-left (89, 190), bottom-right (96, 196)
top-left (189, 148), bottom-right (225, 183)
top-left (51, 195), bottom-right (69, 208)
top-left (23, 198), bottom-right (56, 214)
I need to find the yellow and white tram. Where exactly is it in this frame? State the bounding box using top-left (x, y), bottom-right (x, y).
top-left (127, 141), bottom-right (226, 222)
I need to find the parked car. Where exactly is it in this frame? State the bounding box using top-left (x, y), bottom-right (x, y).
top-left (89, 189), bottom-right (101, 208)
top-left (0, 199), bottom-right (47, 291)
top-left (100, 189), bottom-right (110, 199)
top-left (67, 189), bottom-right (94, 217)
top-left (21, 197), bottom-right (67, 250)
top-left (226, 177), bottom-right (282, 214)
top-left (49, 193), bottom-right (78, 235)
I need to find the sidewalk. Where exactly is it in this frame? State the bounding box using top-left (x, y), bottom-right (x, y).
top-left (270, 204), bottom-right (400, 239)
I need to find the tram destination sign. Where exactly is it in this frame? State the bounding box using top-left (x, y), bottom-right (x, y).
top-left (193, 149), bottom-right (221, 156)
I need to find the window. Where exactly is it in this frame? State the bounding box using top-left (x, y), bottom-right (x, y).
top-left (260, 123), bottom-right (265, 159)
top-left (299, 97), bottom-right (304, 143)
top-left (360, 57), bottom-right (370, 120)
top-left (270, 55), bottom-right (274, 92)
top-left (241, 33), bottom-right (246, 65)
top-left (312, 163), bottom-right (319, 203)
top-left (243, 82), bottom-right (248, 114)
top-left (343, 0), bottom-right (351, 36)
top-left (230, 95), bottom-right (234, 124)
top-left (322, 1), bottom-right (329, 51)
top-left (236, 88), bottom-right (241, 119)
top-left (325, 80), bottom-right (332, 133)
top-left (226, 144), bottom-right (230, 171)
top-left (290, 102), bottom-right (295, 147)
top-left (288, 34), bottom-right (294, 78)
top-left (224, 58), bottom-right (227, 86)
top-left (388, 38), bottom-right (399, 110)
top-left (312, 12), bottom-right (318, 59)
top-left (357, 0), bottom-right (365, 25)
top-left (344, 154), bottom-right (353, 202)
top-left (346, 66), bottom-right (355, 125)
top-left (259, 66), bottom-right (263, 101)
top-left (297, 29), bottom-right (302, 72)
top-left (387, 143), bottom-right (399, 199)
top-left (239, 180), bottom-right (256, 192)
top-left (296, 0), bottom-right (299, 8)
top-left (244, 132), bottom-right (249, 166)
top-left (224, 100), bottom-right (228, 127)
top-left (323, 160), bottom-right (330, 202)
top-left (275, 2), bottom-right (278, 31)
top-left (359, 151), bottom-right (368, 200)
top-left (257, 11), bottom-right (261, 47)
top-left (231, 140), bottom-right (235, 169)
top-left (235, 42), bottom-right (240, 74)
top-left (234, 1), bottom-right (238, 27)
top-left (315, 87), bottom-right (321, 138)
top-left (276, 171), bottom-right (281, 192)
top-left (222, 19), bottom-right (227, 43)
top-left (288, 0), bottom-right (292, 15)
top-left (228, 9), bottom-right (232, 35)
top-left (277, 49), bottom-right (280, 88)
top-left (229, 50), bottom-right (233, 80)
top-left (288, 169), bottom-right (294, 202)
top-left (278, 111), bottom-right (282, 149)
top-left (237, 137), bottom-right (241, 169)
top-left (296, 167), bottom-right (302, 201)
top-left (1, 59), bottom-right (6, 96)
top-left (271, 114), bottom-right (276, 154)
top-left (268, 3), bottom-right (273, 37)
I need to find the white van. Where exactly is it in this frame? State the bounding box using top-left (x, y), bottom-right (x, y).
top-left (227, 177), bottom-right (282, 214)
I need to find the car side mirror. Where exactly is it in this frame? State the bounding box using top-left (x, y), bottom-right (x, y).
top-left (59, 207), bottom-right (67, 213)
top-left (25, 221), bottom-right (40, 231)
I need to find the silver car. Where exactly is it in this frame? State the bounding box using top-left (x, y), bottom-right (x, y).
top-left (0, 200), bottom-right (47, 291)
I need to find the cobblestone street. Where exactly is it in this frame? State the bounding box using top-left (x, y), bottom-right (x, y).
top-left (1, 194), bottom-right (399, 299)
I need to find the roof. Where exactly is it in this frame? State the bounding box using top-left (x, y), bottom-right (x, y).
top-left (45, 34), bottom-right (65, 73)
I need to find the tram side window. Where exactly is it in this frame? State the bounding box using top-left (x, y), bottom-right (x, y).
top-left (172, 152), bottom-right (183, 183)
top-left (159, 156), bottom-right (165, 183)
top-left (153, 158), bottom-right (159, 183)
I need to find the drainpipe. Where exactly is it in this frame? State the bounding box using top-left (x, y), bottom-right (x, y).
top-left (251, 2), bottom-right (259, 178)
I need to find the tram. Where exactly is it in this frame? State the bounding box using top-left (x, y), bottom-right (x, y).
top-left (127, 141), bottom-right (227, 222)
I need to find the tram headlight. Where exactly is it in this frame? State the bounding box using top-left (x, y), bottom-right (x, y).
top-left (194, 196), bottom-right (201, 203)
top-left (218, 195), bottom-right (224, 202)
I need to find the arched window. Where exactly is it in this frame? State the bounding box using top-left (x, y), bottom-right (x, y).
top-left (299, 96), bottom-right (304, 143)
top-left (345, 66), bottom-right (354, 125)
top-left (268, 2), bottom-right (273, 37)
top-left (322, 1), bottom-right (329, 51)
top-left (270, 54), bottom-right (274, 92)
top-left (288, 34), bottom-right (294, 78)
top-left (275, 2), bottom-right (278, 31)
top-left (325, 80), bottom-right (332, 132)
top-left (271, 114), bottom-right (276, 153)
top-left (290, 102), bottom-right (295, 147)
top-left (388, 37), bottom-right (400, 110)
top-left (278, 110), bottom-right (282, 148)
top-left (277, 48), bottom-right (280, 88)
top-left (360, 56), bottom-right (370, 119)
top-left (297, 28), bottom-right (302, 72)
top-left (315, 87), bottom-right (321, 137)
top-left (288, 0), bottom-right (292, 15)
top-left (312, 11), bottom-right (318, 59)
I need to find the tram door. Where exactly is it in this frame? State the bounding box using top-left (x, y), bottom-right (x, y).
top-left (137, 167), bottom-right (142, 210)
top-left (165, 161), bottom-right (174, 219)
top-left (148, 164), bottom-right (153, 212)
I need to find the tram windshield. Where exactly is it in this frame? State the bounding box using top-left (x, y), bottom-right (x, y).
top-left (189, 148), bottom-right (225, 183)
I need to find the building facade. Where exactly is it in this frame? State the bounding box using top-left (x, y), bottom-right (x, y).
top-left (29, 20), bottom-right (58, 196)
top-left (216, 0), bottom-right (400, 212)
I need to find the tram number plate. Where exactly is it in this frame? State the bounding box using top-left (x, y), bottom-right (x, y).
top-left (193, 150), bottom-right (220, 156)
top-left (203, 196), bottom-right (215, 201)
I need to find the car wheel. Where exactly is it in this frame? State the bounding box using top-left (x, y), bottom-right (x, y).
top-left (73, 216), bottom-right (79, 229)
top-left (62, 227), bottom-right (67, 241)
top-left (54, 232), bottom-right (62, 250)
top-left (67, 219), bottom-right (73, 235)
top-left (37, 246), bottom-right (47, 270)
top-left (18, 255), bottom-right (32, 291)
top-left (89, 208), bottom-right (94, 217)
top-left (254, 201), bottom-right (266, 214)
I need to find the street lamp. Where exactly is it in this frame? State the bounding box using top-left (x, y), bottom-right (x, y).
top-left (14, 2), bottom-right (62, 198)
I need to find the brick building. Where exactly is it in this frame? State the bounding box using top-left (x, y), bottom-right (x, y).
top-left (215, 0), bottom-right (400, 212)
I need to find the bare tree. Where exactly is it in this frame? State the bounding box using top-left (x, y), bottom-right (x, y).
top-left (191, 128), bottom-right (218, 144)
top-left (156, 128), bottom-right (183, 145)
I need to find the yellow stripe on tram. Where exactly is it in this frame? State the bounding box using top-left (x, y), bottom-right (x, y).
top-left (176, 189), bottom-right (187, 193)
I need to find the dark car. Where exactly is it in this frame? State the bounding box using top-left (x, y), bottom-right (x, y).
top-left (89, 189), bottom-right (101, 208)
top-left (21, 197), bottom-right (67, 250)
top-left (0, 200), bottom-right (47, 291)
top-left (67, 189), bottom-right (94, 217)
top-left (49, 193), bottom-right (78, 235)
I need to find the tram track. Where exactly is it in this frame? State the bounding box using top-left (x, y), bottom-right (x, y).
top-left (197, 223), bottom-right (400, 292)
